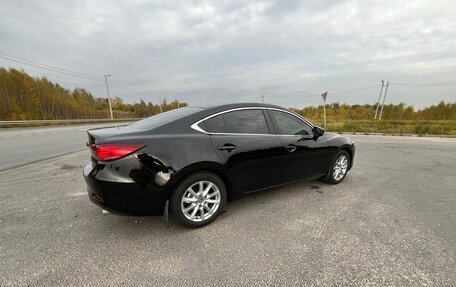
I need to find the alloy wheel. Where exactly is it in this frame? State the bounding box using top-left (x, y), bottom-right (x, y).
top-left (333, 155), bottom-right (348, 181)
top-left (181, 181), bottom-right (221, 222)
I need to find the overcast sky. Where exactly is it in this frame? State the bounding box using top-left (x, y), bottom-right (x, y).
top-left (1, 0), bottom-right (455, 108)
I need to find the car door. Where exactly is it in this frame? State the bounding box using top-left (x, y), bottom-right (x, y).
top-left (268, 109), bottom-right (329, 183)
top-left (201, 108), bottom-right (284, 192)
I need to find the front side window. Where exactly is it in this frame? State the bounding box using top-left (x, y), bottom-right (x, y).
top-left (223, 109), bottom-right (269, 134)
top-left (271, 110), bottom-right (313, 135)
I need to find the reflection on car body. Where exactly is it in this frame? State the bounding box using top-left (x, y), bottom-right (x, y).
top-left (83, 103), bottom-right (355, 227)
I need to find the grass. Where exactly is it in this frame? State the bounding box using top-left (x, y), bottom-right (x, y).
top-left (314, 120), bottom-right (456, 136)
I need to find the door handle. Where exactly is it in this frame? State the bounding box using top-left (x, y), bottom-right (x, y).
top-left (217, 144), bottom-right (237, 152)
top-left (285, 144), bottom-right (297, 152)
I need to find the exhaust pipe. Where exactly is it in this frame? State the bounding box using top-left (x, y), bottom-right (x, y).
top-left (102, 209), bottom-right (110, 215)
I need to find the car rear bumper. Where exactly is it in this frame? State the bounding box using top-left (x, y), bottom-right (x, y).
top-left (83, 161), bottom-right (168, 216)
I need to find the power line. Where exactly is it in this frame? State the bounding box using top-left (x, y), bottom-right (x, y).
top-left (2, 52), bottom-right (453, 103)
top-left (0, 53), bottom-right (155, 104)
top-left (390, 82), bottom-right (456, 86)
top-left (109, 81), bottom-right (149, 100)
top-left (0, 60), bottom-right (105, 90)
top-left (51, 80), bottom-right (100, 90)
top-left (0, 53), bottom-right (103, 81)
top-left (330, 84), bottom-right (381, 96)
top-left (109, 80), bottom-right (139, 94)
top-left (0, 57), bottom-right (145, 101)
top-left (0, 51), bottom-right (102, 79)
top-left (1, 61), bottom-right (93, 85)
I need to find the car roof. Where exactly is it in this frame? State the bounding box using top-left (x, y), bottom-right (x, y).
top-left (188, 103), bottom-right (290, 118)
top-left (137, 102), bottom-right (302, 134)
top-left (195, 102), bottom-right (286, 111)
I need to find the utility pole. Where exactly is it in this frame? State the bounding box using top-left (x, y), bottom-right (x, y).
top-left (104, 75), bottom-right (113, 119)
top-left (374, 80), bottom-right (384, 119)
top-left (262, 94), bottom-right (264, 103)
top-left (322, 92), bottom-right (328, 129)
top-left (158, 96), bottom-right (163, 113)
top-left (379, 81), bottom-right (389, 120)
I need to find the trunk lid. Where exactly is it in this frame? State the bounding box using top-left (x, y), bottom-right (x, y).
top-left (87, 125), bottom-right (130, 146)
top-left (87, 124), bottom-right (145, 165)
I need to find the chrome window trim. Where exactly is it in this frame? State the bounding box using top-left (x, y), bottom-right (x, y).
top-left (190, 106), bottom-right (315, 136)
top-left (190, 122), bottom-right (207, 134)
top-left (190, 107), bottom-right (269, 135)
top-left (267, 107), bottom-right (315, 129)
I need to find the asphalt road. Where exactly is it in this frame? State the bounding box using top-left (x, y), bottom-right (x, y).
top-left (0, 133), bottom-right (455, 286)
top-left (0, 123), bottom-right (130, 172)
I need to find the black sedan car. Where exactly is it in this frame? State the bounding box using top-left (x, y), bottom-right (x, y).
top-left (84, 103), bottom-right (355, 227)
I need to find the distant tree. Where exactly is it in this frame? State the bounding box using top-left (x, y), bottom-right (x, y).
top-left (0, 68), bottom-right (453, 121)
top-left (0, 68), bottom-right (188, 120)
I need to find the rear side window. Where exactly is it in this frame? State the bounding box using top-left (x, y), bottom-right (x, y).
top-left (271, 110), bottom-right (313, 135)
top-left (204, 115), bottom-right (226, 133)
top-left (223, 109), bottom-right (269, 134)
top-left (129, 107), bottom-right (201, 130)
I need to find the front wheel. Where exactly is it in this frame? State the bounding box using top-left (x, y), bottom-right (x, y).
top-left (322, 150), bottom-right (350, 184)
top-left (170, 172), bottom-right (227, 228)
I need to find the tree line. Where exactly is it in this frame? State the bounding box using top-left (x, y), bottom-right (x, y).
top-left (291, 101), bottom-right (455, 122)
top-left (0, 68), bottom-right (187, 120)
top-left (0, 67), bottom-right (454, 121)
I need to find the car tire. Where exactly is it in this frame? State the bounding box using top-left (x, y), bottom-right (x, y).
top-left (322, 150), bottom-right (350, 184)
top-left (170, 171), bottom-right (227, 228)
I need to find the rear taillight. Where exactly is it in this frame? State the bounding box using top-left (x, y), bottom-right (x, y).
top-left (90, 143), bottom-right (145, 162)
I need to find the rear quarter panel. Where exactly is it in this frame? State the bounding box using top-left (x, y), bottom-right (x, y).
top-left (132, 133), bottom-right (230, 194)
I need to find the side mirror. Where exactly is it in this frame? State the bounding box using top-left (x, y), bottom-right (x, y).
top-left (313, 126), bottom-right (325, 137)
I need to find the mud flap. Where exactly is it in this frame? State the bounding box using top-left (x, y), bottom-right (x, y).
top-left (162, 200), bottom-right (169, 223)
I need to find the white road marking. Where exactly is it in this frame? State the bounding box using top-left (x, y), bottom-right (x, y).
top-left (71, 191), bottom-right (87, 197)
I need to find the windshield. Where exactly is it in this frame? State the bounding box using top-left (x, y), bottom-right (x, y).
top-left (129, 107), bottom-right (201, 130)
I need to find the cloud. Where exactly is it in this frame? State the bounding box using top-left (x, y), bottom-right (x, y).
top-left (0, 0), bottom-right (455, 108)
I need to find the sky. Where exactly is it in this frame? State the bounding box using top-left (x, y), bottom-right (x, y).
top-left (0, 0), bottom-right (455, 108)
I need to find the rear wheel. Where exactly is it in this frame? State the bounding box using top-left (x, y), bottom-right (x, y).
top-left (322, 150), bottom-right (350, 184)
top-left (170, 172), bottom-right (227, 228)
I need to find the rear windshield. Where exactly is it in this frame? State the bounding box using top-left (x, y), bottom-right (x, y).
top-left (129, 107), bottom-right (201, 130)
